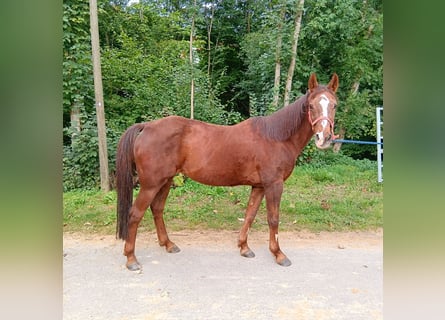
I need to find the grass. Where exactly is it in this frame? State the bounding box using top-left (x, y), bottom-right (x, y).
top-left (63, 156), bottom-right (383, 235)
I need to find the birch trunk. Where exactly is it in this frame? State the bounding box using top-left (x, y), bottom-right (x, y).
top-left (271, 5), bottom-right (286, 110)
top-left (70, 102), bottom-right (81, 140)
top-left (189, 0), bottom-right (197, 119)
top-left (283, 0), bottom-right (304, 107)
top-left (207, 4), bottom-right (215, 77)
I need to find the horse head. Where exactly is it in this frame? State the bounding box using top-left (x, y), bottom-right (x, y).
top-left (306, 73), bottom-right (339, 149)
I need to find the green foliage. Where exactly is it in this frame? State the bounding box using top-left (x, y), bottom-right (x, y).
top-left (98, 4), bottom-right (241, 131)
top-left (101, 33), bottom-right (187, 127)
top-left (63, 119), bottom-right (100, 191)
top-left (63, 0), bottom-right (95, 141)
top-left (297, 142), bottom-right (319, 164)
top-left (63, 116), bottom-right (120, 191)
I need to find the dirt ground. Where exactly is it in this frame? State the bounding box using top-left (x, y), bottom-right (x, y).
top-left (63, 229), bottom-right (383, 320)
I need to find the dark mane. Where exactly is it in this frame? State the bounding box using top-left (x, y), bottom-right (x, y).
top-left (251, 93), bottom-right (308, 141)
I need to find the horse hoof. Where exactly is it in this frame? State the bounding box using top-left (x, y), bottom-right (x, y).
top-left (126, 261), bottom-right (142, 271)
top-left (167, 244), bottom-right (181, 253)
top-left (277, 257), bottom-right (292, 267)
top-left (241, 249), bottom-right (255, 258)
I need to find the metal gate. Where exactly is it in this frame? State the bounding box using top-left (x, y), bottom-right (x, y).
top-left (376, 107), bottom-right (383, 182)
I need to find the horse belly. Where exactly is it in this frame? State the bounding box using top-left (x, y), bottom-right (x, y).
top-left (181, 149), bottom-right (260, 187)
top-left (191, 172), bottom-right (258, 187)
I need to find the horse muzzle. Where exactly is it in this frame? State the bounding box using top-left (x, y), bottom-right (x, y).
top-left (314, 131), bottom-right (333, 149)
top-left (311, 117), bottom-right (337, 149)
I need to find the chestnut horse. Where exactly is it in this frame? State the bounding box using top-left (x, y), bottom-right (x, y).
top-left (116, 73), bottom-right (339, 270)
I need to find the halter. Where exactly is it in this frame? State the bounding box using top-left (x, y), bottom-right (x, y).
top-left (307, 105), bottom-right (339, 140)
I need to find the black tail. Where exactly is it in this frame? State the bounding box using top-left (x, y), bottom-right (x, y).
top-left (116, 123), bottom-right (144, 240)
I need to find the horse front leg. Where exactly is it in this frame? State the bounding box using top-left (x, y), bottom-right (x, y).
top-left (238, 186), bottom-right (264, 258)
top-left (265, 182), bottom-right (292, 267)
top-left (150, 179), bottom-right (180, 254)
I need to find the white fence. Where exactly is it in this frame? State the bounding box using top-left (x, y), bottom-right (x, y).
top-left (376, 107), bottom-right (383, 182)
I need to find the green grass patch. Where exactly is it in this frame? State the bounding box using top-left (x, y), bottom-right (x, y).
top-left (63, 156), bottom-right (383, 235)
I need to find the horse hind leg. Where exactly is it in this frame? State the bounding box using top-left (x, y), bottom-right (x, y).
top-left (238, 186), bottom-right (264, 258)
top-left (150, 179), bottom-right (180, 254)
top-left (124, 187), bottom-right (158, 271)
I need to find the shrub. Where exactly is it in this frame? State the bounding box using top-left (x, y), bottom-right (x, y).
top-left (63, 117), bottom-right (120, 191)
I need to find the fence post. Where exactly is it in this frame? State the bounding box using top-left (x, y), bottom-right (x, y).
top-left (376, 107), bottom-right (383, 182)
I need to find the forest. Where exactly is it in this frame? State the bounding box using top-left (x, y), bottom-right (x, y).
top-left (63, 0), bottom-right (383, 190)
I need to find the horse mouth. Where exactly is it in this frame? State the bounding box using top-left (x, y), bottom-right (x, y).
top-left (315, 137), bottom-right (332, 149)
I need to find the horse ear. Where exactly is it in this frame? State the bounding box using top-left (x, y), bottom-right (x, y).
top-left (308, 73), bottom-right (318, 92)
top-left (328, 73), bottom-right (339, 93)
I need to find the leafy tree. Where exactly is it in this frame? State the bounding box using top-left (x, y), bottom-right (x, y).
top-left (195, 0), bottom-right (254, 116)
top-left (63, 0), bottom-right (383, 190)
top-left (239, 0), bottom-right (301, 116)
top-left (63, 0), bottom-right (94, 145)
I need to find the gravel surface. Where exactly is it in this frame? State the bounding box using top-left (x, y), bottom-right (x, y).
top-left (63, 230), bottom-right (382, 320)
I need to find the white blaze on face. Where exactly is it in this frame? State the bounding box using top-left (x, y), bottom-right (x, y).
top-left (314, 94), bottom-right (331, 146)
top-left (319, 94), bottom-right (329, 128)
top-left (315, 94), bottom-right (330, 141)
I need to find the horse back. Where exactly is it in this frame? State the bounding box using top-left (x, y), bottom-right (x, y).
top-left (134, 116), bottom-right (295, 187)
top-left (179, 117), bottom-right (295, 186)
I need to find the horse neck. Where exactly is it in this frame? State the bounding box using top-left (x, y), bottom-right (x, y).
top-left (250, 93), bottom-right (314, 152)
top-left (288, 114), bottom-right (314, 154)
top-left (269, 93), bottom-right (314, 152)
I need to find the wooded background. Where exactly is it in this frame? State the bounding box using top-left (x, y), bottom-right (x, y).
top-left (63, 0), bottom-right (383, 190)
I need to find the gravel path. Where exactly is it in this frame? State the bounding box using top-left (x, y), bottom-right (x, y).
top-left (63, 230), bottom-right (382, 320)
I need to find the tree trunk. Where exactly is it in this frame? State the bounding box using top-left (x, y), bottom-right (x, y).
top-left (332, 128), bottom-right (345, 153)
top-left (89, 0), bottom-right (110, 192)
top-left (246, 1), bottom-right (251, 34)
top-left (283, 0), bottom-right (304, 107)
top-left (272, 5), bottom-right (286, 111)
top-left (70, 101), bottom-right (81, 140)
top-left (207, 4), bottom-right (215, 77)
top-left (189, 0), bottom-right (197, 119)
